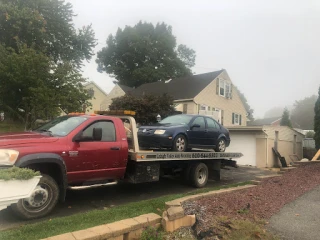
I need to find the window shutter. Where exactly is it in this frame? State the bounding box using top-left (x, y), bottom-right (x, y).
top-left (221, 109), bottom-right (224, 125)
top-left (239, 115), bottom-right (242, 125)
top-left (216, 78), bottom-right (219, 95)
top-left (232, 113), bottom-right (235, 124)
top-left (230, 84), bottom-right (233, 99)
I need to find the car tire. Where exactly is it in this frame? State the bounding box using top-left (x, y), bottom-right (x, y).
top-left (215, 138), bottom-right (226, 152)
top-left (172, 134), bottom-right (187, 152)
top-left (11, 174), bottom-right (59, 220)
top-left (189, 163), bottom-right (208, 188)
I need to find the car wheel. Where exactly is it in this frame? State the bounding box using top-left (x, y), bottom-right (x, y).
top-left (215, 138), bottom-right (226, 152)
top-left (11, 174), bottom-right (59, 220)
top-left (172, 134), bottom-right (187, 152)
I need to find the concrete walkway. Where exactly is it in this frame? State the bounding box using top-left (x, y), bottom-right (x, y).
top-left (268, 185), bottom-right (320, 240)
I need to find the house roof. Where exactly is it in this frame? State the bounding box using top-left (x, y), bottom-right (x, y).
top-left (84, 81), bottom-right (108, 96)
top-left (131, 70), bottom-right (224, 100)
top-left (118, 84), bottom-right (133, 93)
top-left (248, 117), bottom-right (281, 126)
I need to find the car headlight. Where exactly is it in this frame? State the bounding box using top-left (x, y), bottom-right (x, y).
top-left (0, 149), bottom-right (19, 166)
top-left (154, 130), bottom-right (166, 135)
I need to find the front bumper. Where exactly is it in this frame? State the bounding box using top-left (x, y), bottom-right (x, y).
top-left (138, 134), bottom-right (173, 149)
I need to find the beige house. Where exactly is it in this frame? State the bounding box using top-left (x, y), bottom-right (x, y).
top-left (100, 84), bottom-right (133, 110)
top-left (83, 82), bottom-right (108, 114)
top-left (227, 126), bottom-right (305, 168)
top-left (131, 70), bottom-right (248, 126)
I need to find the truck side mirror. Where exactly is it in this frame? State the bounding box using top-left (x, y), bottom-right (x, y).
top-left (93, 128), bottom-right (102, 141)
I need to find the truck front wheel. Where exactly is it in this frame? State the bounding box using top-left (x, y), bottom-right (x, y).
top-left (190, 163), bottom-right (208, 188)
top-left (11, 174), bottom-right (59, 220)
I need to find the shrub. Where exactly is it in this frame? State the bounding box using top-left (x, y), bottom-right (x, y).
top-left (140, 226), bottom-right (163, 240)
top-left (0, 166), bottom-right (40, 181)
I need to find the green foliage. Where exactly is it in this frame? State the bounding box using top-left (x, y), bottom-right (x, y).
top-left (140, 226), bottom-right (163, 240)
top-left (234, 86), bottom-right (254, 121)
top-left (109, 94), bottom-right (176, 124)
top-left (0, 166), bottom-right (40, 181)
top-left (305, 131), bottom-right (315, 139)
top-left (0, 0), bottom-right (96, 67)
top-left (291, 95), bottom-right (317, 130)
top-left (280, 108), bottom-right (292, 128)
top-left (314, 87), bottom-right (320, 149)
top-left (0, 44), bottom-right (91, 129)
top-left (96, 21), bottom-right (196, 88)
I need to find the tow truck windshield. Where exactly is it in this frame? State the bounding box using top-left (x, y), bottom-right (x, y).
top-left (34, 115), bottom-right (88, 136)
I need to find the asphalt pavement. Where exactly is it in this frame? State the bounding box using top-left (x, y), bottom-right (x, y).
top-left (0, 166), bottom-right (274, 231)
top-left (268, 185), bottom-right (320, 240)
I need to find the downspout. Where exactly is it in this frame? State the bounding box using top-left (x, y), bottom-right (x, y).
top-left (264, 130), bottom-right (269, 168)
top-left (193, 100), bottom-right (199, 114)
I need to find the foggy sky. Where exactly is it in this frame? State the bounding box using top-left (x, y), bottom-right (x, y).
top-left (68, 0), bottom-right (320, 118)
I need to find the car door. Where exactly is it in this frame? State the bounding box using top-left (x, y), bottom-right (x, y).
top-left (187, 116), bottom-right (207, 146)
top-left (205, 117), bottom-right (221, 146)
top-left (68, 120), bottom-right (121, 183)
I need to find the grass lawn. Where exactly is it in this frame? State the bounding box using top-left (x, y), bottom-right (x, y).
top-left (0, 122), bottom-right (24, 133)
top-left (0, 181), bottom-right (251, 240)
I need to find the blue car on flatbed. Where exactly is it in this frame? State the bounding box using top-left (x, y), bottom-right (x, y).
top-left (138, 114), bottom-right (230, 152)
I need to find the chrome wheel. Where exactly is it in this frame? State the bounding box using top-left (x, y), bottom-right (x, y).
top-left (218, 139), bottom-right (226, 152)
top-left (197, 167), bottom-right (207, 185)
top-left (22, 183), bottom-right (52, 213)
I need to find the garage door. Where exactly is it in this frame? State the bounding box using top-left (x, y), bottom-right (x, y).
top-left (227, 133), bottom-right (256, 166)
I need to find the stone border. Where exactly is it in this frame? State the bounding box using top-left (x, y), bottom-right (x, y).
top-left (43, 178), bottom-right (286, 240)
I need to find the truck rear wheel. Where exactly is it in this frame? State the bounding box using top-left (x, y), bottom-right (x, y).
top-left (189, 163), bottom-right (208, 188)
top-left (11, 174), bottom-right (59, 220)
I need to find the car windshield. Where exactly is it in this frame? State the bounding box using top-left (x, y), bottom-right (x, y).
top-left (160, 115), bottom-right (193, 125)
top-left (34, 115), bottom-right (88, 137)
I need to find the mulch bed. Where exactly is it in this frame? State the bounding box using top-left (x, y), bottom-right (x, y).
top-left (183, 163), bottom-right (320, 239)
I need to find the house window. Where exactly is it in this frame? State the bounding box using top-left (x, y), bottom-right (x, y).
top-left (219, 79), bottom-right (231, 98)
top-left (183, 104), bottom-right (188, 114)
top-left (232, 113), bottom-right (242, 125)
top-left (200, 105), bottom-right (206, 110)
top-left (87, 88), bottom-right (95, 97)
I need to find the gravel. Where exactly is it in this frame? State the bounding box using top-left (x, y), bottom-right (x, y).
top-left (183, 163), bottom-right (320, 239)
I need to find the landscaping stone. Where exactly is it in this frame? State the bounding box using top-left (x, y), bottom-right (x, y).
top-left (88, 224), bottom-right (113, 239)
top-left (167, 206), bottom-right (185, 221)
top-left (71, 229), bottom-right (99, 240)
top-left (47, 232), bottom-right (76, 240)
top-left (132, 213), bottom-right (161, 228)
top-left (162, 211), bottom-right (196, 232)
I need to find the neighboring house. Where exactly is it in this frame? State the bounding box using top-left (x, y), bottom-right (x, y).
top-left (131, 70), bottom-right (248, 126)
top-left (227, 126), bottom-right (305, 168)
top-left (100, 84), bottom-right (133, 110)
top-left (249, 116), bottom-right (300, 128)
top-left (83, 81), bottom-right (108, 114)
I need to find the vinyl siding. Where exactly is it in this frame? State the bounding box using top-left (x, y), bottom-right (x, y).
top-left (84, 83), bottom-right (108, 114)
top-left (100, 85), bottom-right (126, 110)
top-left (194, 71), bottom-right (247, 126)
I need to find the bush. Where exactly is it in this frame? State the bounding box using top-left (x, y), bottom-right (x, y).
top-left (0, 167), bottom-right (40, 181)
top-left (140, 226), bottom-right (163, 240)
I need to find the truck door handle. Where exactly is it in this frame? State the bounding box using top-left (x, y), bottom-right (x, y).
top-left (110, 147), bottom-right (120, 150)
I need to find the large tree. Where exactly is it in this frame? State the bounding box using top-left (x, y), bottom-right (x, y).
top-left (234, 86), bottom-right (254, 121)
top-left (96, 21), bottom-right (196, 88)
top-left (290, 95), bottom-right (317, 130)
top-left (280, 108), bottom-right (292, 128)
top-left (0, 44), bottom-right (91, 129)
top-left (315, 87), bottom-right (320, 149)
top-left (0, 0), bottom-right (96, 67)
top-left (109, 94), bottom-right (175, 124)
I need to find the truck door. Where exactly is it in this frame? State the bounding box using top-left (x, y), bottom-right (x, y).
top-left (68, 120), bottom-right (123, 183)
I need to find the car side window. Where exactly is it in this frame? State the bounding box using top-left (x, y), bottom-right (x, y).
top-left (192, 117), bottom-right (206, 130)
top-left (206, 118), bottom-right (220, 129)
top-left (82, 121), bottom-right (116, 142)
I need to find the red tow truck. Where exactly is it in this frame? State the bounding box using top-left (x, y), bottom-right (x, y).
top-left (0, 111), bottom-right (242, 219)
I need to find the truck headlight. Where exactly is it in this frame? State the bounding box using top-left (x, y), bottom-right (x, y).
top-left (154, 130), bottom-right (166, 135)
top-left (0, 150), bottom-right (19, 165)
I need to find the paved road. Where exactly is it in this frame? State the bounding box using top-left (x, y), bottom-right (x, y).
top-left (268, 185), bottom-right (320, 240)
top-left (0, 166), bottom-right (274, 231)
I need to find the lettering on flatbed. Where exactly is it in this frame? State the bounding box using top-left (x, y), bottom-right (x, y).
top-left (155, 152), bottom-right (242, 159)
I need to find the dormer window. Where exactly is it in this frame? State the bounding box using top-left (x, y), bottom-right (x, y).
top-left (218, 79), bottom-right (232, 98)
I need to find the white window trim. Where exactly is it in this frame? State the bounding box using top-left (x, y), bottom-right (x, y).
top-left (233, 113), bottom-right (240, 125)
top-left (219, 79), bottom-right (225, 97)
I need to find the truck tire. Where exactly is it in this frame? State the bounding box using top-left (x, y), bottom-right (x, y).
top-left (172, 134), bottom-right (187, 152)
top-left (189, 163), bottom-right (208, 188)
top-left (11, 174), bottom-right (59, 220)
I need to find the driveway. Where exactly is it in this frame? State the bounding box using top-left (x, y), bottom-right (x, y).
top-left (0, 166), bottom-right (275, 231)
top-left (268, 184), bottom-right (320, 240)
